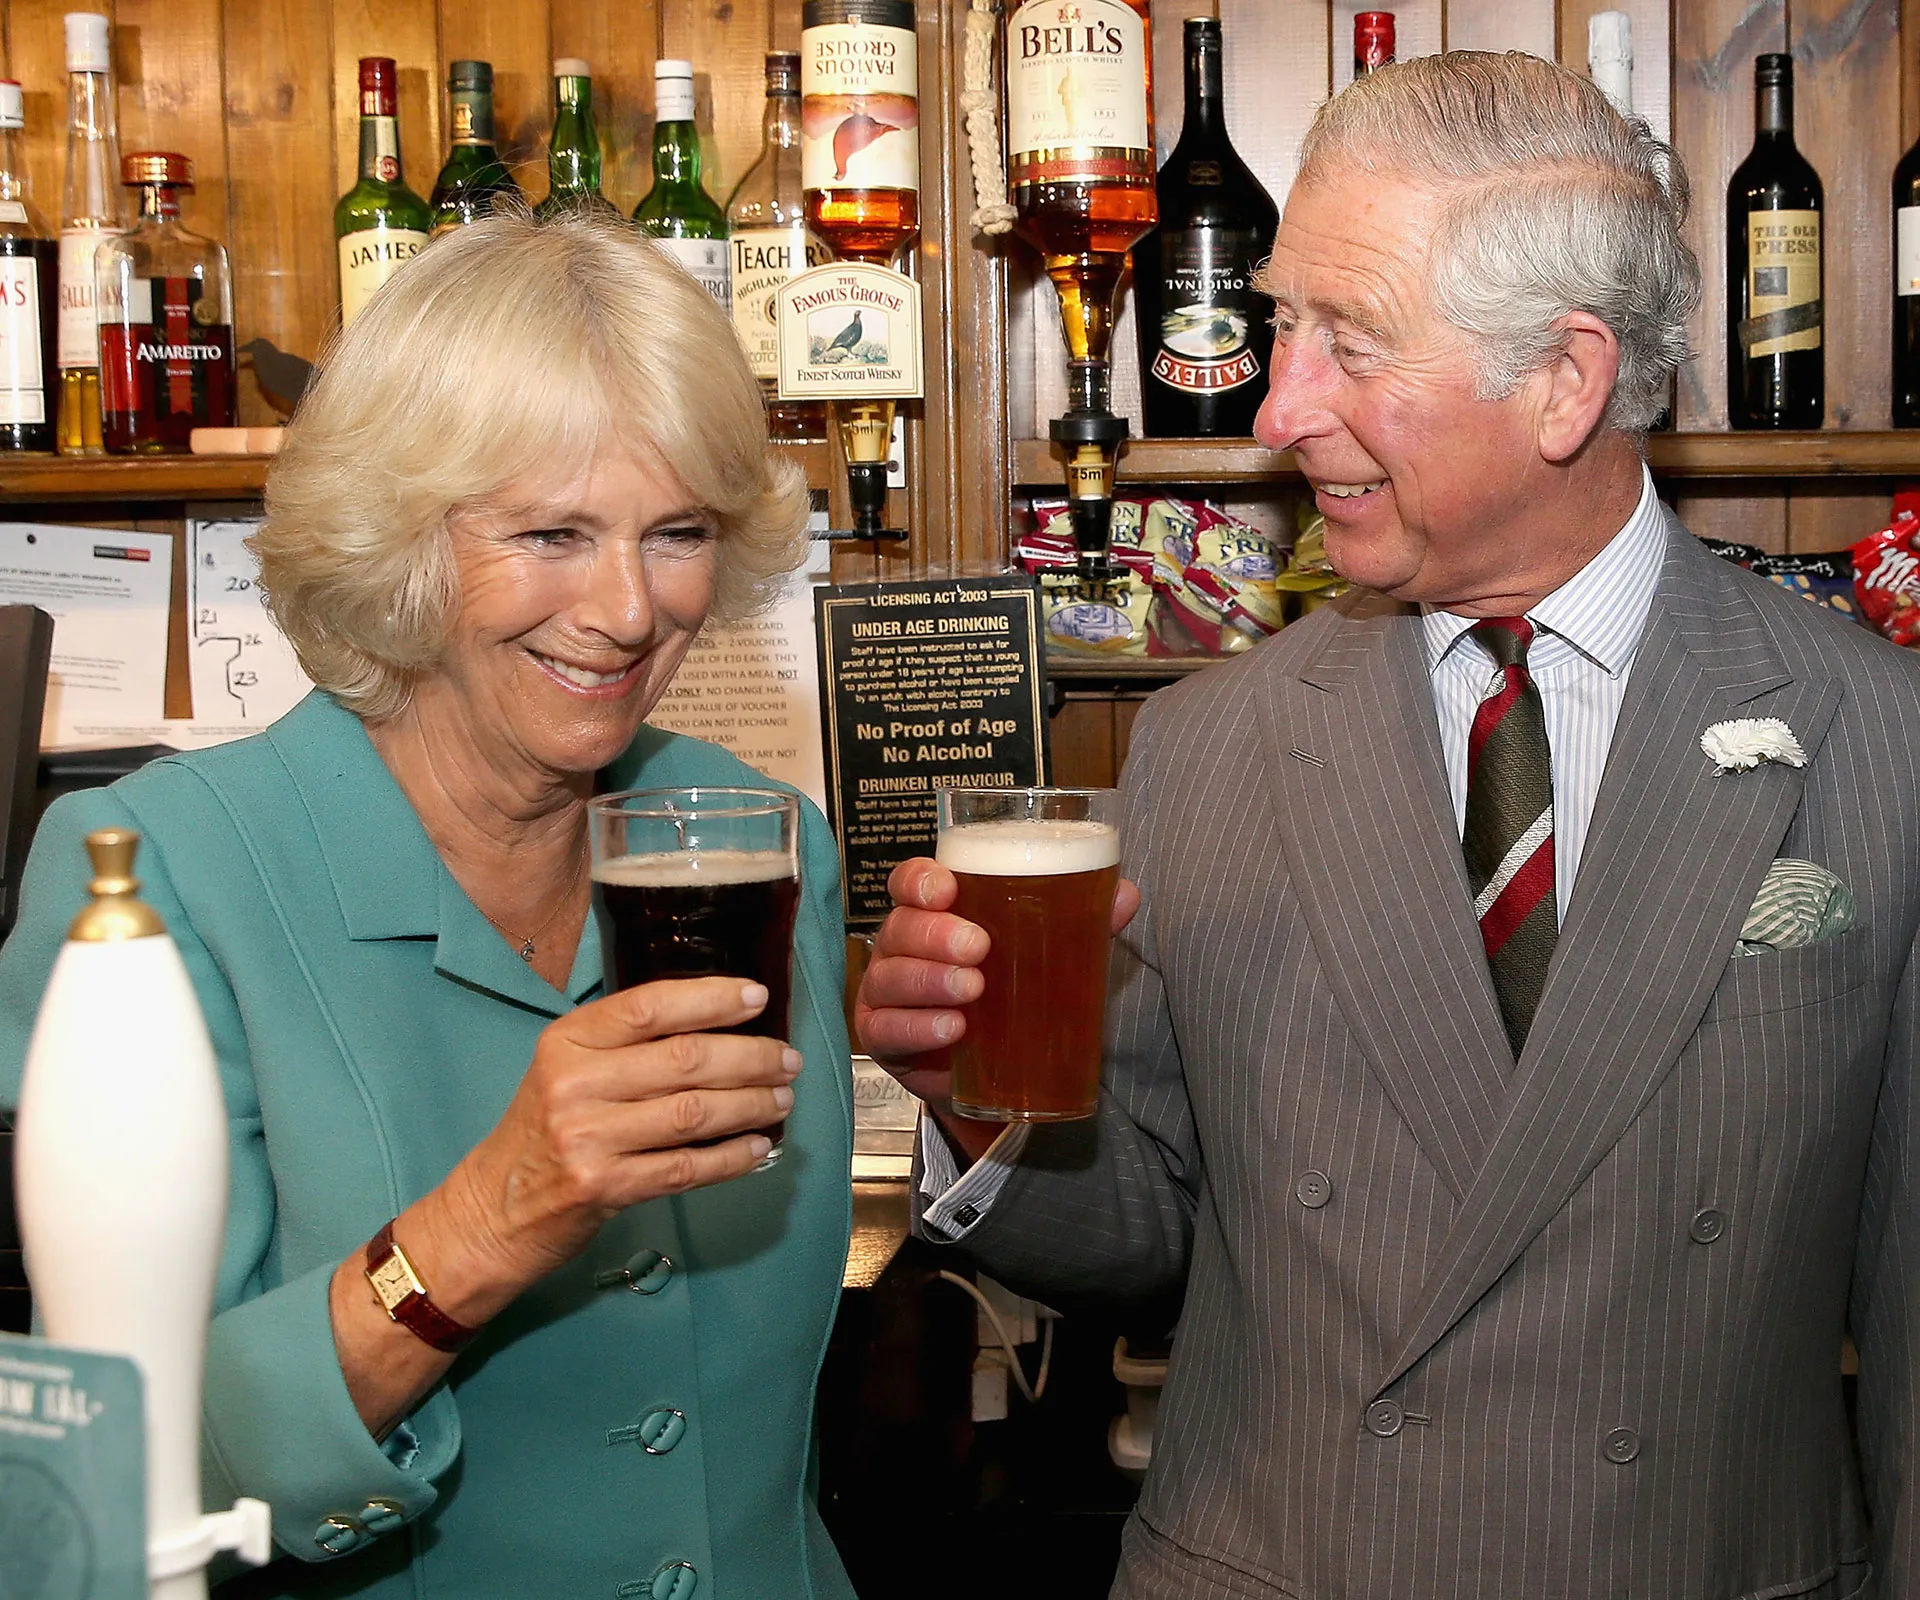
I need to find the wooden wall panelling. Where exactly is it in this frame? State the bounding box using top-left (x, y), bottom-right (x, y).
top-left (1222, 0), bottom-right (1326, 203)
top-left (1445, 0), bottom-right (1553, 60)
top-left (332, 0), bottom-right (441, 227)
top-left (115, 0), bottom-right (229, 243)
top-left (1671, 0), bottom-right (1788, 550)
top-left (1556, 0), bottom-right (1672, 141)
top-left (4, 0), bottom-right (77, 226)
top-left (1333, 0), bottom-right (1439, 91)
top-left (549, 0), bottom-right (657, 213)
top-left (659, 0), bottom-right (767, 202)
top-left (1050, 693), bottom-right (1117, 788)
top-left (221, 0), bottom-right (336, 421)
top-left (437, 0), bottom-right (554, 202)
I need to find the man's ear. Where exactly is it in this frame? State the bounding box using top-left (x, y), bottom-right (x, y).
top-left (1536, 311), bottom-right (1622, 463)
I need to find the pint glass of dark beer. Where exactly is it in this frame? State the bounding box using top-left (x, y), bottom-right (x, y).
top-left (936, 787), bottom-right (1120, 1121)
top-left (588, 787), bottom-right (801, 1165)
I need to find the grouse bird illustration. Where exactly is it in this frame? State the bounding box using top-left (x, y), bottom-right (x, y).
top-left (824, 310), bottom-right (864, 356)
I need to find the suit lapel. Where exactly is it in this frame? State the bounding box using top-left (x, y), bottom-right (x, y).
top-left (1369, 526), bottom-right (1841, 1397)
top-left (1264, 593), bottom-right (1512, 1201)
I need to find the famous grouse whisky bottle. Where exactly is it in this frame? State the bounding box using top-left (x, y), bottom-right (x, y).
top-left (1133, 17), bottom-right (1276, 438)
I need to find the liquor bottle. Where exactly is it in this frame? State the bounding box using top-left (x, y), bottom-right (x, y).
top-left (430, 60), bottom-right (522, 235)
top-left (1727, 53), bottom-right (1823, 429)
top-left (1895, 98), bottom-right (1920, 424)
top-left (536, 60), bottom-right (619, 221)
top-left (57, 12), bottom-right (125, 457)
top-left (334, 58), bottom-right (431, 328)
top-left (0, 81), bottom-right (59, 452)
top-left (634, 60), bottom-right (730, 312)
top-left (728, 52), bottom-right (828, 442)
top-left (1006, 0), bottom-right (1155, 573)
top-left (94, 153), bottom-right (235, 454)
top-left (1133, 17), bottom-right (1278, 438)
top-left (1587, 11), bottom-right (1632, 116)
top-left (801, 0), bottom-right (920, 264)
top-left (1354, 12), bottom-right (1395, 77)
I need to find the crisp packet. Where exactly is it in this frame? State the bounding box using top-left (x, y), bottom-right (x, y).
top-left (1017, 504), bottom-right (1157, 655)
top-left (1852, 491), bottom-right (1920, 648)
top-left (1154, 501), bottom-right (1285, 654)
top-left (1749, 550), bottom-right (1859, 621)
top-left (1273, 508), bottom-right (1349, 616)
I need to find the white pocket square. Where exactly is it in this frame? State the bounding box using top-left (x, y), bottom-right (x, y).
top-left (1735, 858), bottom-right (1855, 957)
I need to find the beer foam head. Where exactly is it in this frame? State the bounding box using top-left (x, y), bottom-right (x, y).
top-left (594, 849), bottom-right (794, 887)
top-left (936, 819), bottom-right (1119, 877)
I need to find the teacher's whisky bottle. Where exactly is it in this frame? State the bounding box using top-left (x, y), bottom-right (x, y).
top-left (634, 60), bottom-right (732, 313)
top-left (334, 58), bottom-right (430, 328)
top-left (1727, 53), bottom-right (1823, 429)
top-left (95, 153), bottom-right (235, 454)
top-left (57, 12), bottom-right (124, 456)
top-left (1133, 17), bottom-right (1276, 438)
top-left (801, 0), bottom-right (920, 265)
top-left (0, 79), bottom-right (59, 452)
top-left (728, 52), bottom-right (829, 442)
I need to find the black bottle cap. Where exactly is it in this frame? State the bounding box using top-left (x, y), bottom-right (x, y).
top-left (1051, 411), bottom-right (1131, 448)
top-left (1755, 52), bottom-right (1792, 86)
top-left (449, 59), bottom-right (493, 93)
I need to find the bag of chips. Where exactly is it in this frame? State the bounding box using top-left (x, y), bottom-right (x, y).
top-left (1851, 491), bottom-right (1920, 649)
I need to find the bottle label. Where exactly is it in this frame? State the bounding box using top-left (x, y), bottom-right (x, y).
top-left (651, 237), bottom-right (732, 313)
top-left (365, 116), bottom-right (402, 184)
top-left (658, 76), bottom-right (697, 124)
top-left (1741, 208), bottom-right (1821, 357)
top-left (98, 274), bottom-right (235, 442)
top-left (731, 225), bottom-right (830, 378)
top-left (450, 91), bottom-right (495, 147)
top-left (0, 202), bottom-right (27, 224)
top-left (0, 260), bottom-right (45, 424)
top-left (338, 226), bottom-right (428, 326)
top-left (800, 19), bottom-right (920, 193)
top-left (58, 227), bottom-right (111, 368)
top-left (1148, 226), bottom-right (1264, 396)
top-left (1006, 0), bottom-right (1150, 185)
top-left (1900, 207), bottom-right (1920, 297)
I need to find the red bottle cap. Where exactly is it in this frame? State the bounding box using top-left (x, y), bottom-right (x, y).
top-left (1355, 11), bottom-right (1395, 71)
top-left (122, 150), bottom-right (193, 188)
top-left (358, 57), bottom-right (398, 118)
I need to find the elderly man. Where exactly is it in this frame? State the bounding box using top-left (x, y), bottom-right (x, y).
top-left (859, 51), bottom-right (1920, 1600)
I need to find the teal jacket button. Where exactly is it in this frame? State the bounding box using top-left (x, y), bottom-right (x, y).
top-left (593, 1250), bottom-right (674, 1295)
top-left (359, 1499), bottom-right (405, 1536)
top-left (314, 1515), bottom-right (363, 1555)
top-left (650, 1560), bottom-right (698, 1599)
top-left (638, 1407), bottom-right (688, 1455)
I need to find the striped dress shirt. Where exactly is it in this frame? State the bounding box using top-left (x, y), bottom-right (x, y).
top-left (922, 467), bottom-right (1670, 1234)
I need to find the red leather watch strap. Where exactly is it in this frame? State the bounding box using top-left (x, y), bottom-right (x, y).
top-left (365, 1220), bottom-right (477, 1353)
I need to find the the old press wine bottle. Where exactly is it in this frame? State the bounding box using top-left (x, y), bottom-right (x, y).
top-left (1133, 17), bottom-right (1277, 438)
top-left (1895, 100), bottom-right (1920, 424)
top-left (634, 59), bottom-right (731, 312)
top-left (1727, 52), bottom-right (1823, 429)
top-left (0, 79), bottom-right (59, 452)
top-left (94, 153), bottom-right (235, 453)
top-left (430, 60), bottom-right (523, 235)
top-left (335, 58), bottom-right (430, 328)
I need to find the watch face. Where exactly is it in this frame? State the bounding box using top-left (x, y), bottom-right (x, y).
top-left (368, 1252), bottom-right (418, 1312)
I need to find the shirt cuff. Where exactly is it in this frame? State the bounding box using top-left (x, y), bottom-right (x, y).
top-left (919, 1117), bottom-right (1032, 1240)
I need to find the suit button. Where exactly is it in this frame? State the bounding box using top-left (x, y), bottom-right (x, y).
top-left (649, 1561), bottom-right (699, 1600)
top-left (313, 1515), bottom-right (363, 1555)
top-left (1603, 1427), bottom-right (1640, 1464)
top-left (638, 1407), bottom-right (688, 1455)
top-left (1295, 1170), bottom-right (1333, 1209)
top-left (359, 1499), bottom-right (404, 1536)
top-left (594, 1250), bottom-right (675, 1294)
top-left (1365, 1400), bottom-right (1404, 1438)
top-left (1688, 1208), bottom-right (1726, 1245)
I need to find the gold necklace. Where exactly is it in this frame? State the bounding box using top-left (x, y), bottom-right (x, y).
top-left (480, 836), bottom-right (587, 963)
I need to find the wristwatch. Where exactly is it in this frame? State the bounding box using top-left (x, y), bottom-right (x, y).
top-left (363, 1220), bottom-right (476, 1353)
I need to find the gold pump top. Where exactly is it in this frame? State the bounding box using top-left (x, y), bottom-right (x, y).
top-left (67, 828), bottom-right (167, 942)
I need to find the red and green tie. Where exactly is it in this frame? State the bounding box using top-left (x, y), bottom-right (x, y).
top-left (1463, 617), bottom-right (1557, 1056)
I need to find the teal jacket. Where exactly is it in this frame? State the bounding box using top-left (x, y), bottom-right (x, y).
top-left (0, 692), bottom-right (856, 1599)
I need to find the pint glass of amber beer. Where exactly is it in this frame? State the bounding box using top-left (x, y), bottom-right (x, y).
top-left (936, 787), bottom-right (1120, 1121)
top-left (588, 787), bottom-right (801, 1165)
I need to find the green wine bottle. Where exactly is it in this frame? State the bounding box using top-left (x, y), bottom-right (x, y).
top-left (633, 59), bottom-right (730, 311)
top-left (430, 60), bottom-right (523, 235)
top-left (334, 57), bottom-right (431, 327)
top-left (535, 59), bottom-right (619, 221)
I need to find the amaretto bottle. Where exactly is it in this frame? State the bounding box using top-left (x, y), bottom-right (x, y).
top-left (634, 60), bottom-right (730, 313)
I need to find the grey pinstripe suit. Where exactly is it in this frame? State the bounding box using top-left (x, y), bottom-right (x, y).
top-left (952, 515), bottom-right (1920, 1599)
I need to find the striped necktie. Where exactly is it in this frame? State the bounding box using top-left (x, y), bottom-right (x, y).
top-left (1463, 616), bottom-right (1557, 1056)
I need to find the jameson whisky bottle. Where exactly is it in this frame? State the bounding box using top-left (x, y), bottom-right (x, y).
top-left (1133, 17), bottom-right (1276, 438)
top-left (801, 0), bottom-right (920, 263)
top-left (430, 60), bottom-right (522, 235)
top-left (537, 61), bottom-right (620, 221)
top-left (95, 153), bottom-right (235, 454)
top-left (1728, 53), bottom-right (1823, 429)
top-left (0, 80), bottom-right (59, 453)
top-left (728, 52), bottom-right (828, 442)
top-left (57, 12), bottom-right (124, 456)
top-left (334, 58), bottom-right (430, 328)
top-left (634, 60), bottom-right (730, 312)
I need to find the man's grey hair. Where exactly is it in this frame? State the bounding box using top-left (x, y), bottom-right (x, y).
top-left (1296, 51), bottom-right (1700, 435)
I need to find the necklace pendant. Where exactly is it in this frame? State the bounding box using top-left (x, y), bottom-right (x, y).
top-left (518, 938), bottom-right (536, 963)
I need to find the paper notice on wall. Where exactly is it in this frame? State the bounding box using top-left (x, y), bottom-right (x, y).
top-left (0, 522), bottom-right (171, 748)
top-left (188, 514), bottom-right (312, 725)
top-left (646, 522), bottom-right (831, 818)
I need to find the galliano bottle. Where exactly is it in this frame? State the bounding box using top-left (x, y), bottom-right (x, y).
top-left (1133, 17), bottom-right (1276, 437)
top-left (95, 152), bottom-right (235, 454)
top-left (334, 58), bottom-right (430, 328)
top-left (0, 80), bottom-right (59, 452)
top-left (634, 60), bottom-right (730, 311)
top-left (57, 12), bottom-right (124, 456)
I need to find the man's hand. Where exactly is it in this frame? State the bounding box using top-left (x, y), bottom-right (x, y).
top-left (855, 856), bottom-right (1140, 1166)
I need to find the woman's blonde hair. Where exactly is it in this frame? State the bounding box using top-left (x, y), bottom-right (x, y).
top-left (254, 211), bottom-right (810, 720)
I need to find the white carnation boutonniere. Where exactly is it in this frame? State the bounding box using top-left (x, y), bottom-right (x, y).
top-left (1701, 717), bottom-right (1808, 774)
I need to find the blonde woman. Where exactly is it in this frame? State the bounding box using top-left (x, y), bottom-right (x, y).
top-left (0, 214), bottom-right (856, 1598)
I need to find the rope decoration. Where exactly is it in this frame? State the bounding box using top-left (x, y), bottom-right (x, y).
top-left (962, 0), bottom-right (1016, 235)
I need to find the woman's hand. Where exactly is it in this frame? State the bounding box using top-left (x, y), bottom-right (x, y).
top-left (854, 857), bottom-right (1140, 1165)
